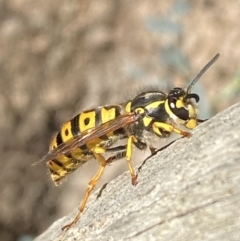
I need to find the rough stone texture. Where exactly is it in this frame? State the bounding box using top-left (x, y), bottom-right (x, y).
top-left (35, 103), bottom-right (240, 241)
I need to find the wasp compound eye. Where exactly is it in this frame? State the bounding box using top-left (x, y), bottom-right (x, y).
top-left (168, 97), bottom-right (189, 121)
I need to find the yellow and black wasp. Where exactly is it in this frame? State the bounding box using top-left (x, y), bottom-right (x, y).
top-left (40, 53), bottom-right (219, 230)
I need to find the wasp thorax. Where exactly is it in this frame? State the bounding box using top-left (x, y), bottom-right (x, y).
top-left (166, 88), bottom-right (199, 129)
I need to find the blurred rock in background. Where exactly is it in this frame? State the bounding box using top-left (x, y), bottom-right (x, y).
top-left (0, 1), bottom-right (239, 241)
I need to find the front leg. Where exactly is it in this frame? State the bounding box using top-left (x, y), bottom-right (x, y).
top-left (152, 121), bottom-right (191, 138)
top-left (126, 135), bottom-right (139, 186)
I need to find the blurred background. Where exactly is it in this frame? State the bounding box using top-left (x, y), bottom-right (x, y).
top-left (0, 1), bottom-right (240, 240)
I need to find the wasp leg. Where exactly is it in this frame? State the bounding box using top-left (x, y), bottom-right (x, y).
top-left (104, 145), bottom-right (127, 153)
top-left (104, 145), bottom-right (127, 164)
top-left (106, 140), bottom-right (143, 186)
top-left (96, 148), bottom-right (127, 200)
top-left (126, 135), bottom-right (139, 186)
top-left (152, 122), bottom-right (191, 137)
top-left (62, 150), bottom-right (107, 231)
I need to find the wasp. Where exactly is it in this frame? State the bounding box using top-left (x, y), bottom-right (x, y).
top-left (40, 53), bottom-right (219, 231)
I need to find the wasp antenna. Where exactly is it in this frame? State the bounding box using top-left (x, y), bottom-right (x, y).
top-left (187, 53), bottom-right (220, 94)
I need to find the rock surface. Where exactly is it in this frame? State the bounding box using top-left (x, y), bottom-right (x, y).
top-left (35, 103), bottom-right (240, 241)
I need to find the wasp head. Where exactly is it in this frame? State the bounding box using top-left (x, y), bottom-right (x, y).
top-left (166, 87), bottom-right (199, 129)
top-left (166, 53), bottom-right (220, 129)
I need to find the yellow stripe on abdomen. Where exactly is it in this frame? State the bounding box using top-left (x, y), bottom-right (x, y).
top-left (101, 107), bottom-right (117, 123)
top-left (79, 110), bottom-right (96, 132)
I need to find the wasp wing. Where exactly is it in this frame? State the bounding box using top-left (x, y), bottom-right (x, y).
top-left (38, 112), bottom-right (140, 163)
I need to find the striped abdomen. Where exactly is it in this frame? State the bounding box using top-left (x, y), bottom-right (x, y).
top-left (48, 105), bottom-right (126, 185)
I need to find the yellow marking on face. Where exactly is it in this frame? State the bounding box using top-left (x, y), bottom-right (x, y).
top-left (80, 111), bottom-right (96, 131)
top-left (165, 99), bottom-right (188, 121)
top-left (101, 107), bottom-right (117, 123)
top-left (176, 98), bottom-right (185, 108)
